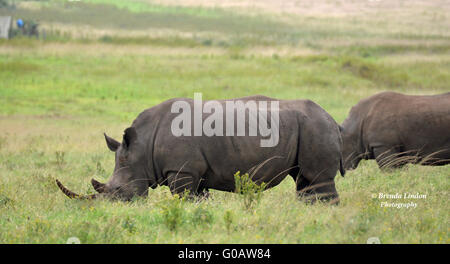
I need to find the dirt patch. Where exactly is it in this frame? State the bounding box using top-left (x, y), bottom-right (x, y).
top-left (147, 0), bottom-right (450, 17)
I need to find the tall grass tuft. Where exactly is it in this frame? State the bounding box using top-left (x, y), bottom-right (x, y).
top-left (159, 194), bottom-right (185, 231)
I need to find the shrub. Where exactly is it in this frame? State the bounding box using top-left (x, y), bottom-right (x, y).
top-left (121, 216), bottom-right (137, 234)
top-left (160, 195), bottom-right (184, 231)
top-left (234, 171), bottom-right (266, 210)
top-left (191, 206), bottom-right (214, 226)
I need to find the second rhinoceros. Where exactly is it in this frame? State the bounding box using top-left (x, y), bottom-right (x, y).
top-left (341, 91), bottom-right (450, 170)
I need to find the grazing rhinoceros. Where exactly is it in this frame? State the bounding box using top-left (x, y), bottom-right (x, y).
top-left (56, 95), bottom-right (345, 204)
top-left (341, 91), bottom-right (450, 170)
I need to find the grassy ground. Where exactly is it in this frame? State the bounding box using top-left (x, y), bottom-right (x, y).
top-left (0, 0), bottom-right (449, 243)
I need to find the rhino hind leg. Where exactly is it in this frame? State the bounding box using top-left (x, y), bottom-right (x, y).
top-left (296, 176), bottom-right (314, 197)
top-left (296, 148), bottom-right (341, 204)
top-left (296, 174), bottom-right (340, 205)
top-left (167, 171), bottom-right (204, 199)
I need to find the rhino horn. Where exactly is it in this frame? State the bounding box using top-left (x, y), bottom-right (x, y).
top-left (55, 179), bottom-right (97, 200)
top-left (91, 178), bottom-right (106, 193)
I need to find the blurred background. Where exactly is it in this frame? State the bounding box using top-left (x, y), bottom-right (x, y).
top-left (1, 0), bottom-right (449, 121)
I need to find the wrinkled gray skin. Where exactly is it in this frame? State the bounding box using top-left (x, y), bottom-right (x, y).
top-left (77, 96), bottom-right (345, 203)
top-left (341, 92), bottom-right (450, 170)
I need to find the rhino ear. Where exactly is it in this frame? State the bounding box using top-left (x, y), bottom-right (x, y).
top-left (123, 127), bottom-right (137, 149)
top-left (104, 133), bottom-right (120, 152)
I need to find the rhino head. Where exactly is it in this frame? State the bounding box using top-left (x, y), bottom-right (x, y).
top-left (56, 127), bottom-right (152, 201)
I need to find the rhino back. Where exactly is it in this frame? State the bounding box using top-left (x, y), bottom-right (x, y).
top-left (358, 92), bottom-right (450, 155)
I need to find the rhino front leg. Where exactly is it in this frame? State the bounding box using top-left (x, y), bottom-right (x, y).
top-left (373, 146), bottom-right (407, 169)
top-left (167, 172), bottom-right (203, 198)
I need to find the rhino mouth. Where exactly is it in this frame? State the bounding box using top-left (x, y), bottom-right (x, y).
top-left (55, 178), bottom-right (105, 200)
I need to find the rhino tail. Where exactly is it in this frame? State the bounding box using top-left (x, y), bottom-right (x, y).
top-left (339, 156), bottom-right (346, 177)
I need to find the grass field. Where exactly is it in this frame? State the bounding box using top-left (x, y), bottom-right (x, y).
top-left (0, 0), bottom-right (449, 243)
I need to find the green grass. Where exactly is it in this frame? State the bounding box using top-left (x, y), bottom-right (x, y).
top-left (0, 0), bottom-right (449, 244)
top-left (0, 142), bottom-right (448, 243)
top-left (3, 0), bottom-right (449, 49)
top-left (1, 53), bottom-right (448, 121)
